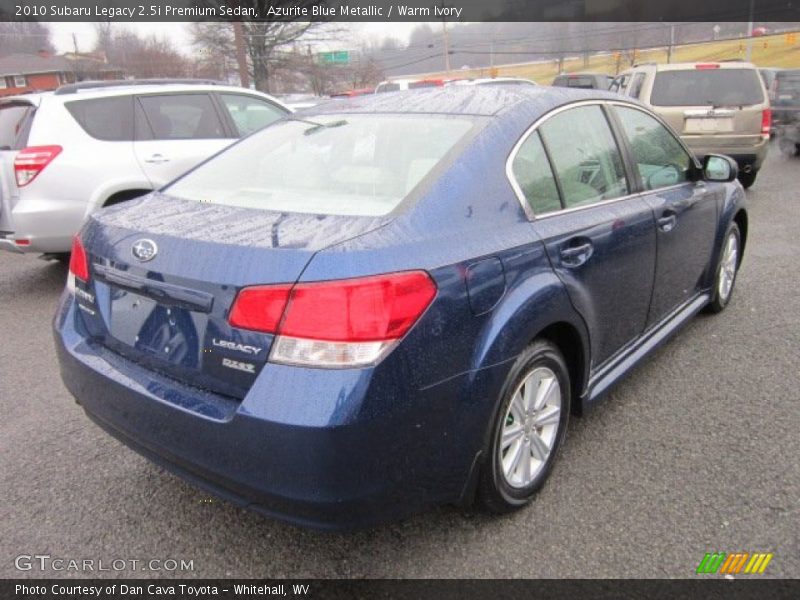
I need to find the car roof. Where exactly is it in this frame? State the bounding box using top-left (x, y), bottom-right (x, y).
top-left (304, 86), bottom-right (623, 118)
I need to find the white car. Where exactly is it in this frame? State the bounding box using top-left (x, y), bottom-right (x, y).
top-left (0, 79), bottom-right (290, 256)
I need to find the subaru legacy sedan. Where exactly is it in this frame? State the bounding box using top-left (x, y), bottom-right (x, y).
top-left (54, 87), bottom-right (747, 529)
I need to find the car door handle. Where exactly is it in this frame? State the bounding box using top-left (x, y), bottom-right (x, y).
top-left (657, 212), bottom-right (678, 232)
top-left (144, 154), bottom-right (170, 164)
top-left (560, 242), bottom-right (593, 267)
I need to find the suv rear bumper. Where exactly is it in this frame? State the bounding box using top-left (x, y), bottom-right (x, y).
top-left (683, 136), bottom-right (769, 171)
top-left (0, 195), bottom-right (88, 254)
top-left (53, 292), bottom-right (486, 529)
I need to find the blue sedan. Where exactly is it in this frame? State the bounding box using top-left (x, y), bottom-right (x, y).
top-left (54, 87), bottom-right (747, 528)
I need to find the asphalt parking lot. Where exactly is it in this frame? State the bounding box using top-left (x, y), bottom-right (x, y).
top-left (1, 149), bottom-right (798, 579)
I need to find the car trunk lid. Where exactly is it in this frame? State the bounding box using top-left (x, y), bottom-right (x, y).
top-left (75, 192), bottom-right (390, 399)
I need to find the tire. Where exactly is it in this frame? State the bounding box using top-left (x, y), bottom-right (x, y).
top-left (737, 169), bottom-right (758, 189)
top-left (706, 223), bottom-right (741, 314)
top-left (477, 339), bottom-right (571, 513)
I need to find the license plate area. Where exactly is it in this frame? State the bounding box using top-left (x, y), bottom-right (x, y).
top-left (109, 287), bottom-right (204, 369)
top-left (684, 117), bottom-right (734, 133)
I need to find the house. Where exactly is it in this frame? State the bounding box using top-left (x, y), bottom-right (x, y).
top-left (0, 51), bottom-right (123, 96)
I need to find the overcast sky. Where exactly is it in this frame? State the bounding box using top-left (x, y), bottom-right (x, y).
top-left (48, 22), bottom-right (420, 54)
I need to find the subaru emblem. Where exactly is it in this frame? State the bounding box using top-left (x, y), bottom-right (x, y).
top-left (131, 239), bottom-right (158, 262)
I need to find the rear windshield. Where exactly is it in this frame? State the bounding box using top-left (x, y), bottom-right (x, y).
top-left (166, 114), bottom-right (476, 217)
top-left (376, 83), bottom-right (400, 93)
top-left (776, 72), bottom-right (800, 92)
top-left (0, 103), bottom-right (35, 150)
top-left (566, 77), bottom-right (595, 88)
top-left (651, 69), bottom-right (764, 107)
top-left (408, 80), bottom-right (440, 89)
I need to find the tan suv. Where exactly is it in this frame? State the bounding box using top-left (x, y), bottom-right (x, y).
top-left (611, 62), bottom-right (770, 188)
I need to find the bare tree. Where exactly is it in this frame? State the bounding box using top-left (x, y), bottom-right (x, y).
top-left (93, 26), bottom-right (190, 79)
top-left (194, 1), bottom-right (340, 92)
top-left (0, 22), bottom-right (54, 55)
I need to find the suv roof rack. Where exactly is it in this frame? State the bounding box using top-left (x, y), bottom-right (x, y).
top-left (54, 78), bottom-right (223, 95)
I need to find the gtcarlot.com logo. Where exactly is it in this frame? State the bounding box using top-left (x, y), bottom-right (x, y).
top-left (696, 552), bottom-right (773, 575)
top-left (15, 554), bottom-right (194, 572)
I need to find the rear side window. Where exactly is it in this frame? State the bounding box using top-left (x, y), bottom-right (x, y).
top-left (615, 106), bottom-right (693, 190)
top-left (627, 73), bottom-right (646, 99)
top-left (650, 69), bottom-right (764, 107)
top-left (511, 132), bottom-right (561, 215)
top-left (219, 94), bottom-right (286, 137)
top-left (539, 105), bottom-right (629, 209)
top-left (0, 103), bottom-right (35, 149)
top-left (776, 72), bottom-right (800, 96)
top-left (138, 94), bottom-right (226, 140)
top-left (65, 96), bottom-right (133, 141)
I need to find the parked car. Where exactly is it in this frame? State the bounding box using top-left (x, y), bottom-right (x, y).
top-left (610, 62), bottom-right (770, 188)
top-left (55, 87), bottom-right (747, 529)
top-left (375, 78), bottom-right (446, 93)
top-left (770, 69), bottom-right (800, 147)
top-left (0, 79), bottom-right (290, 257)
top-left (448, 77), bottom-right (537, 87)
top-left (758, 67), bottom-right (781, 96)
top-left (552, 73), bottom-right (613, 89)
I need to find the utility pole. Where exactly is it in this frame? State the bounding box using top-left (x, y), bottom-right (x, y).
top-left (72, 33), bottom-right (78, 54)
top-left (666, 24), bottom-right (672, 63)
top-left (442, 20), bottom-right (451, 73)
top-left (745, 0), bottom-right (755, 61)
top-left (439, 0), bottom-right (451, 73)
top-left (233, 21), bottom-right (250, 88)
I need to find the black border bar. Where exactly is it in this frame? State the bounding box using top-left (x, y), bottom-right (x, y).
top-left (2, 0), bottom-right (799, 22)
top-left (5, 579), bottom-right (800, 600)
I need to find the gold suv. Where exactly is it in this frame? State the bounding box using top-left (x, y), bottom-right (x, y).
top-left (611, 62), bottom-right (770, 188)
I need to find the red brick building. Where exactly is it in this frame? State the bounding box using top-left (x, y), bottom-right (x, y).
top-left (0, 52), bottom-right (122, 96)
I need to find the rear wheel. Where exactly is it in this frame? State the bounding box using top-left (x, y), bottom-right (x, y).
top-left (478, 340), bottom-right (570, 513)
top-left (707, 223), bottom-right (741, 314)
top-left (737, 169), bottom-right (758, 189)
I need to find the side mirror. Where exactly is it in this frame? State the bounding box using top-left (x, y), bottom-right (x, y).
top-left (703, 154), bottom-right (738, 182)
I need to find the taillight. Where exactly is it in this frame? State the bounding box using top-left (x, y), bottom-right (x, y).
top-left (14, 145), bottom-right (62, 187)
top-left (67, 236), bottom-right (89, 295)
top-left (761, 108), bottom-right (772, 136)
top-left (229, 271), bottom-right (437, 367)
top-left (695, 63), bottom-right (720, 70)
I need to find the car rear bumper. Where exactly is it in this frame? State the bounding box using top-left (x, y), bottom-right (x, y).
top-left (0, 195), bottom-right (89, 254)
top-left (54, 293), bottom-right (489, 529)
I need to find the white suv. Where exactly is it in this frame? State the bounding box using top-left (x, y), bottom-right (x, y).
top-left (0, 80), bottom-right (290, 256)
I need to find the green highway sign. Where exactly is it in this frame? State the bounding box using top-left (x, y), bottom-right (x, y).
top-left (317, 50), bottom-right (350, 65)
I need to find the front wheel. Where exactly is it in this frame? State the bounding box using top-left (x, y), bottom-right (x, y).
top-left (478, 340), bottom-right (571, 513)
top-left (706, 223), bottom-right (741, 314)
top-left (737, 169), bottom-right (758, 189)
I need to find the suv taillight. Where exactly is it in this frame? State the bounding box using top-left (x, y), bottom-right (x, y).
top-left (761, 109), bottom-right (772, 136)
top-left (14, 145), bottom-right (62, 186)
top-left (229, 271), bottom-right (437, 368)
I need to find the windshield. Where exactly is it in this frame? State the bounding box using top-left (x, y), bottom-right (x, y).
top-left (166, 114), bottom-right (475, 217)
top-left (651, 69), bottom-right (764, 107)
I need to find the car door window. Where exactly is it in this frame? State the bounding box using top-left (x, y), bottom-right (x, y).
top-left (627, 73), bottom-right (646, 99)
top-left (139, 94), bottom-right (226, 140)
top-left (615, 106), bottom-right (693, 190)
top-left (219, 94), bottom-right (286, 136)
top-left (511, 131), bottom-right (561, 215)
top-left (539, 105), bottom-right (629, 208)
